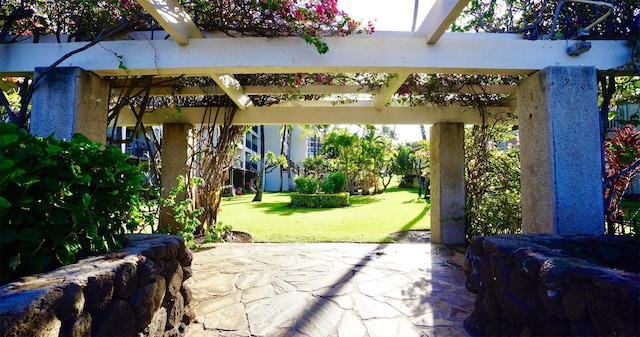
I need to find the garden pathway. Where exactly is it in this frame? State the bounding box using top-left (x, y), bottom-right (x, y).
top-left (184, 243), bottom-right (473, 337)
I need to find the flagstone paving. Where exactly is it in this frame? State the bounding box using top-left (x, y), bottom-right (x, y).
top-left (184, 243), bottom-right (474, 337)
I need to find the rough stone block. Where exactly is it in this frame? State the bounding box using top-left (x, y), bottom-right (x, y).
top-left (138, 257), bottom-right (160, 286)
top-left (57, 282), bottom-right (85, 322)
top-left (114, 261), bottom-right (139, 299)
top-left (141, 307), bottom-right (167, 337)
top-left (60, 312), bottom-right (92, 337)
top-left (165, 292), bottom-right (184, 329)
top-left (92, 300), bottom-right (135, 337)
top-left (164, 259), bottom-right (184, 298)
top-left (180, 286), bottom-right (193, 306)
top-left (84, 274), bottom-right (114, 313)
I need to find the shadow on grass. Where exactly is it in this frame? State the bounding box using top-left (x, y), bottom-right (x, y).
top-left (349, 195), bottom-right (381, 206)
top-left (250, 201), bottom-right (335, 216)
top-left (380, 202), bottom-right (431, 242)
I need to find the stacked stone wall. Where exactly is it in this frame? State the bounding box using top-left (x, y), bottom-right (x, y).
top-left (0, 234), bottom-right (194, 337)
top-left (463, 234), bottom-right (639, 336)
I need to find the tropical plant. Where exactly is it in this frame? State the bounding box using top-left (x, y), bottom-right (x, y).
top-left (0, 123), bottom-right (142, 283)
top-left (250, 150), bottom-right (288, 201)
top-left (159, 176), bottom-right (204, 249)
top-left (320, 171), bottom-right (346, 194)
top-left (604, 125), bottom-right (640, 235)
top-left (454, 0), bottom-right (638, 41)
top-left (322, 128), bottom-right (359, 192)
top-left (295, 175), bottom-right (320, 194)
top-left (395, 144), bottom-right (419, 187)
top-left (302, 155), bottom-right (328, 176)
top-left (464, 123), bottom-right (522, 239)
top-left (1, 0), bottom-right (373, 53)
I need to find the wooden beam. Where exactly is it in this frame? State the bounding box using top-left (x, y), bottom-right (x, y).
top-left (414, 0), bottom-right (471, 43)
top-left (114, 105), bottom-right (516, 126)
top-left (136, 0), bottom-right (202, 45)
top-left (209, 73), bottom-right (253, 110)
top-left (372, 72), bottom-right (411, 110)
top-left (0, 33), bottom-right (631, 76)
top-left (110, 84), bottom-right (515, 96)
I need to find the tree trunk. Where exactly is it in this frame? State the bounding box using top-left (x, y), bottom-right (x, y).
top-left (419, 125), bottom-right (428, 141)
top-left (253, 125), bottom-right (266, 202)
top-left (286, 127), bottom-right (293, 190)
top-left (279, 125), bottom-right (287, 192)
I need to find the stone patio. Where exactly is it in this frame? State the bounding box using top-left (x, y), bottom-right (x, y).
top-left (184, 243), bottom-right (473, 337)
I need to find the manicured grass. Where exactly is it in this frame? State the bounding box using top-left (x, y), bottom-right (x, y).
top-left (217, 186), bottom-right (431, 243)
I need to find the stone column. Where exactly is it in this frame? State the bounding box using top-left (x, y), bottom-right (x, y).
top-left (31, 67), bottom-right (108, 143)
top-left (518, 66), bottom-right (603, 234)
top-left (430, 122), bottom-right (466, 244)
top-left (160, 123), bottom-right (193, 233)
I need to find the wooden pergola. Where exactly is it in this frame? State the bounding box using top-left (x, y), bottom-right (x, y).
top-left (0, 0), bottom-right (630, 125)
top-left (0, 0), bottom-right (634, 244)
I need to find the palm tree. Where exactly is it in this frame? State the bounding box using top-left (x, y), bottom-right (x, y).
top-left (253, 125), bottom-right (266, 202)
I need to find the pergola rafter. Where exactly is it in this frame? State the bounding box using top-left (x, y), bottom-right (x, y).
top-left (414, 0), bottom-right (472, 43)
top-left (136, 0), bottom-right (203, 45)
top-left (108, 84), bottom-right (517, 96)
top-left (138, 0), bottom-right (253, 110)
top-left (115, 104), bottom-right (516, 126)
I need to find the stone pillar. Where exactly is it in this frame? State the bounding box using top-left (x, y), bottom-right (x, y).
top-left (31, 67), bottom-right (108, 143)
top-left (518, 66), bottom-right (603, 234)
top-left (430, 122), bottom-right (466, 244)
top-left (160, 123), bottom-right (193, 233)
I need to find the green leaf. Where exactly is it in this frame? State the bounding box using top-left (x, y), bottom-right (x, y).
top-left (50, 209), bottom-right (69, 225)
top-left (46, 143), bottom-right (63, 155)
top-left (0, 134), bottom-right (19, 147)
top-left (1, 229), bottom-right (17, 244)
top-left (86, 222), bottom-right (98, 239)
top-left (44, 176), bottom-right (59, 191)
top-left (16, 228), bottom-right (42, 242)
top-left (82, 193), bottom-right (91, 208)
top-left (0, 196), bottom-right (10, 209)
top-left (32, 255), bottom-right (52, 271)
top-left (9, 254), bottom-right (21, 271)
top-left (0, 158), bottom-right (15, 171)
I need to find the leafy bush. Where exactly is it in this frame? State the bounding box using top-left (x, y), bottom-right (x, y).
top-left (465, 125), bottom-right (522, 239)
top-left (290, 192), bottom-right (349, 208)
top-left (0, 123), bottom-right (142, 283)
top-left (294, 176), bottom-right (319, 194)
top-left (159, 176), bottom-right (204, 250)
top-left (321, 171), bottom-right (346, 194)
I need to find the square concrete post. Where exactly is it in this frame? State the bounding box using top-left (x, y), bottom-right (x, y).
top-left (430, 122), bottom-right (466, 244)
top-left (518, 66), bottom-right (603, 234)
top-left (31, 67), bottom-right (108, 143)
top-left (160, 123), bottom-right (194, 233)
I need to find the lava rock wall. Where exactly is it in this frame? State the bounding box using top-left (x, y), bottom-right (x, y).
top-left (463, 234), bottom-right (639, 336)
top-left (0, 234), bottom-right (195, 337)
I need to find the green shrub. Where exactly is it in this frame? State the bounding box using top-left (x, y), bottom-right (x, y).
top-left (320, 179), bottom-right (334, 194)
top-left (0, 123), bottom-right (143, 283)
top-left (294, 176), bottom-right (319, 194)
top-left (324, 171), bottom-right (346, 193)
top-left (290, 192), bottom-right (349, 208)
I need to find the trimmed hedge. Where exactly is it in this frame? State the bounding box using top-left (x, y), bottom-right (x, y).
top-left (290, 192), bottom-right (349, 208)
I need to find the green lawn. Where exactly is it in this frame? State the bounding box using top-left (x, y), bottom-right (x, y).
top-left (216, 187), bottom-right (431, 243)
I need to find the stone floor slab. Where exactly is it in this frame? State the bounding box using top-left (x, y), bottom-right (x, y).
top-left (186, 243), bottom-right (472, 337)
